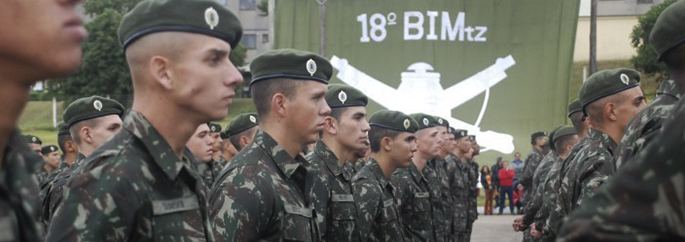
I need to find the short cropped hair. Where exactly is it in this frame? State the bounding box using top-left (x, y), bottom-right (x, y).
top-left (250, 78), bottom-right (305, 118)
top-left (368, 126), bottom-right (401, 152)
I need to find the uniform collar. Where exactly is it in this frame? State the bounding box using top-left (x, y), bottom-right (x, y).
top-left (589, 129), bottom-right (618, 154)
top-left (255, 130), bottom-right (306, 179)
top-left (367, 158), bottom-right (391, 189)
top-left (313, 141), bottom-right (343, 177)
top-left (408, 162), bottom-right (427, 184)
top-left (123, 111), bottom-right (191, 180)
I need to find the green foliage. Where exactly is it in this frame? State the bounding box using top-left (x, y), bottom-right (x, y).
top-left (257, 0), bottom-right (269, 15)
top-left (630, 0), bottom-right (677, 82)
top-left (230, 44), bottom-right (248, 67)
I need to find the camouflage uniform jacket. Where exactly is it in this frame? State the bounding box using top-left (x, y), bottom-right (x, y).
top-left (35, 167), bottom-right (50, 191)
top-left (548, 136), bottom-right (591, 239)
top-left (391, 162), bottom-right (437, 241)
top-left (612, 91), bottom-right (679, 172)
top-left (208, 130), bottom-right (318, 241)
top-left (424, 157), bottom-right (449, 241)
top-left (211, 156), bottom-right (227, 182)
top-left (41, 153), bottom-right (85, 224)
top-left (519, 148), bottom-right (544, 206)
top-left (352, 158), bottom-right (405, 242)
top-left (467, 160), bottom-right (479, 223)
top-left (445, 155), bottom-right (469, 234)
top-left (0, 130), bottom-right (45, 242)
top-left (521, 151), bottom-right (557, 226)
top-left (559, 129), bottom-right (616, 216)
top-left (555, 98), bottom-right (685, 241)
top-left (46, 111), bottom-right (212, 242)
top-left (304, 141), bottom-right (359, 242)
top-left (353, 159), bottom-right (367, 173)
top-left (193, 161), bottom-right (216, 192)
top-left (536, 157), bottom-right (562, 242)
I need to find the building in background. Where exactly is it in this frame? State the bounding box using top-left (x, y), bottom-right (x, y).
top-left (224, 0), bottom-right (272, 65)
top-left (574, 0), bottom-right (664, 61)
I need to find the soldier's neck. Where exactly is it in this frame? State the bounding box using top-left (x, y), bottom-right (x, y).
top-left (413, 152), bottom-right (431, 172)
top-left (132, 96), bottom-right (198, 158)
top-left (454, 149), bottom-right (467, 162)
top-left (437, 148), bottom-right (448, 159)
top-left (64, 152), bottom-right (78, 166)
top-left (0, 82), bottom-right (31, 170)
top-left (322, 136), bottom-right (351, 167)
top-left (592, 125), bottom-right (622, 145)
top-left (370, 153), bottom-right (396, 178)
top-left (259, 123), bottom-right (301, 159)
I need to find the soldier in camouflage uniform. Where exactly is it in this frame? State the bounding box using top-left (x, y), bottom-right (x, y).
top-left (209, 49), bottom-right (330, 241)
top-left (219, 131), bottom-right (238, 162)
top-left (445, 129), bottom-right (472, 241)
top-left (519, 131), bottom-right (548, 212)
top-left (207, 123), bottom-right (228, 179)
top-left (556, 68), bottom-right (646, 228)
top-left (425, 118), bottom-right (452, 241)
top-left (0, 0), bottom-right (86, 240)
top-left (41, 96), bottom-right (124, 225)
top-left (304, 84), bottom-right (369, 241)
top-left (46, 0), bottom-right (243, 240)
top-left (353, 110), bottom-right (418, 242)
top-left (37, 145), bottom-right (60, 187)
top-left (465, 135), bottom-right (480, 242)
top-left (187, 123), bottom-right (219, 189)
top-left (612, 79), bottom-right (680, 172)
top-left (391, 113), bottom-right (443, 241)
top-left (557, 2), bottom-right (685, 240)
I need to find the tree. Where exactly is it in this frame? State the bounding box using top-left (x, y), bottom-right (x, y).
top-left (630, 0), bottom-right (677, 82)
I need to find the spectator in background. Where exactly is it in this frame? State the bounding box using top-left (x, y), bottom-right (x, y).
top-left (511, 152), bottom-right (524, 186)
top-left (491, 157), bottom-right (502, 210)
top-left (498, 161), bottom-right (515, 215)
top-left (513, 183), bottom-right (524, 214)
top-left (480, 166), bottom-right (493, 215)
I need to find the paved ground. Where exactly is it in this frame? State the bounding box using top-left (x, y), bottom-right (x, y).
top-left (472, 207), bottom-right (524, 242)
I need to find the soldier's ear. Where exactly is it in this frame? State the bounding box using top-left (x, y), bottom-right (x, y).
top-left (150, 55), bottom-right (173, 90)
top-left (271, 93), bottom-right (287, 118)
top-left (381, 136), bottom-right (393, 152)
top-left (323, 116), bottom-right (337, 135)
top-left (605, 102), bottom-right (618, 122)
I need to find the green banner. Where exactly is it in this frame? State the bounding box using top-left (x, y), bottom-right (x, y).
top-left (274, 0), bottom-right (580, 160)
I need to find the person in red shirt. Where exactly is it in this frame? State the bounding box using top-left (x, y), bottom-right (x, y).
top-left (498, 161), bottom-right (515, 215)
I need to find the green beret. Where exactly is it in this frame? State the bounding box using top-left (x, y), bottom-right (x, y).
top-left (41, 145), bottom-right (59, 155)
top-left (368, 110), bottom-right (418, 133)
top-left (468, 135), bottom-right (476, 142)
top-left (409, 113), bottom-right (440, 130)
top-left (453, 129), bottom-right (468, 139)
top-left (24, 135), bottom-right (42, 145)
top-left (208, 123), bottom-right (222, 133)
top-left (579, 68), bottom-right (640, 116)
top-left (552, 125), bottom-right (577, 146)
top-left (531, 131), bottom-right (547, 145)
top-left (649, 0), bottom-right (685, 61)
top-left (249, 49), bottom-right (332, 86)
top-left (547, 125), bottom-right (563, 151)
top-left (119, 0), bottom-right (242, 49)
top-left (567, 98), bottom-right (582, 117)
top-left (57, 123), bottom-right (71, 136)
top-left (63, 96), bottom-right (125, 128)
top-left (435, 116), bottom-right (449, 128)
top-left (656, 79), bottom-right (680, 99)
top-left (326, 84), bottom-right (368, 108)
top-left (226, 113), bottom-right (259, 138)
top-left (220, 131), bottom-right (229, 140)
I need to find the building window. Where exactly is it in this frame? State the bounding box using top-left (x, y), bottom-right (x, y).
top-left (242, 34), bottom-right (257, 49)
top-left (637, 0), bottom-right (653, 3)
top-left (240, 0), bottom-right (256, 10)
top-left (262, 33), bottom-right (269, 43)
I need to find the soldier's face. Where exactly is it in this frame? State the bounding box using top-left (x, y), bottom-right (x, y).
top-left (170, 35), bottom-right (242, 122)
top-left (45, 151), bottom-right (61, 168)
top-left (390, 132), bottom-right (417, 168)
top-left (285, 81), bottom-right (331, 145)
top-left (29, 143), bottom-right (42, 155)
top-left (442, 133), bottom-right (456, 153)
top-left (222, 139), bottom-right (238, 157)
top-left (614, 87), bottom-right (647, 132)
top-left (435, 126), bottom-right (448, 149)
top-left (415, 127), bottom-right (442, 157)
top-left (89, 115), bottom-right (122, 149)
top-left (334, 106), bottom-right (370, 151)
top-left (187, 124), bottom-right (214, 162)
top-left (209, 132), bottom-right (222, 152)
top-left (0, 0), bottom-right (86, 82)
top-left (456, 137), bottom-right (471, 153)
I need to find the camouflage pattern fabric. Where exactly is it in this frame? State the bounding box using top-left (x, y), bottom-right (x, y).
top-left (612, 83), bottom-right (679, 172)
top-left (35, 167), bottom-right (50, 192)
top-left (194, 161), bottom-right (216, 193)
top-left (210, 156), bottom-right (227, 182)
top-left (445, 154), bottom-right (469, 240)
top-left (519, 148), bottom-right (544, 208)
top-left (352, 158), bottom-right (405, 242)
top-left (425, 157), bottom-right (449, 241)
top-left (0, 130), bottom-right (45, 242)
top-left (465, 160), bottom-right (479, 242)
top-left (547, 136), bottom-right (592, 241)
top-left (41, 153), bottom-right (85, 225)
top-left (535, 157), bottom-right (563, 242)
top-left (354, 159), bottom-right (367, 173)
top-left (521, 151), bottom-right (557, 227)
top-left (46, 111), bottom-right (212, 241)
top-left (304, 141), bottom-right (359, 241)
top-left (209, 130), bottom-right (318, 241)
top-left (391, 162), bottom-right (437, 241)
top-left (556, 98), bottom-right (685, 242)
top-left (559, 129), bottom-right (616, 215)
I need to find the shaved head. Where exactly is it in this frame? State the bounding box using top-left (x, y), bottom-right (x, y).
top-left (125, 32), bottom-right (195, 84)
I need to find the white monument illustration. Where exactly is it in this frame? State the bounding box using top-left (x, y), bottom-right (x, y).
top-left (330, 55), bottom-right (516, 154)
